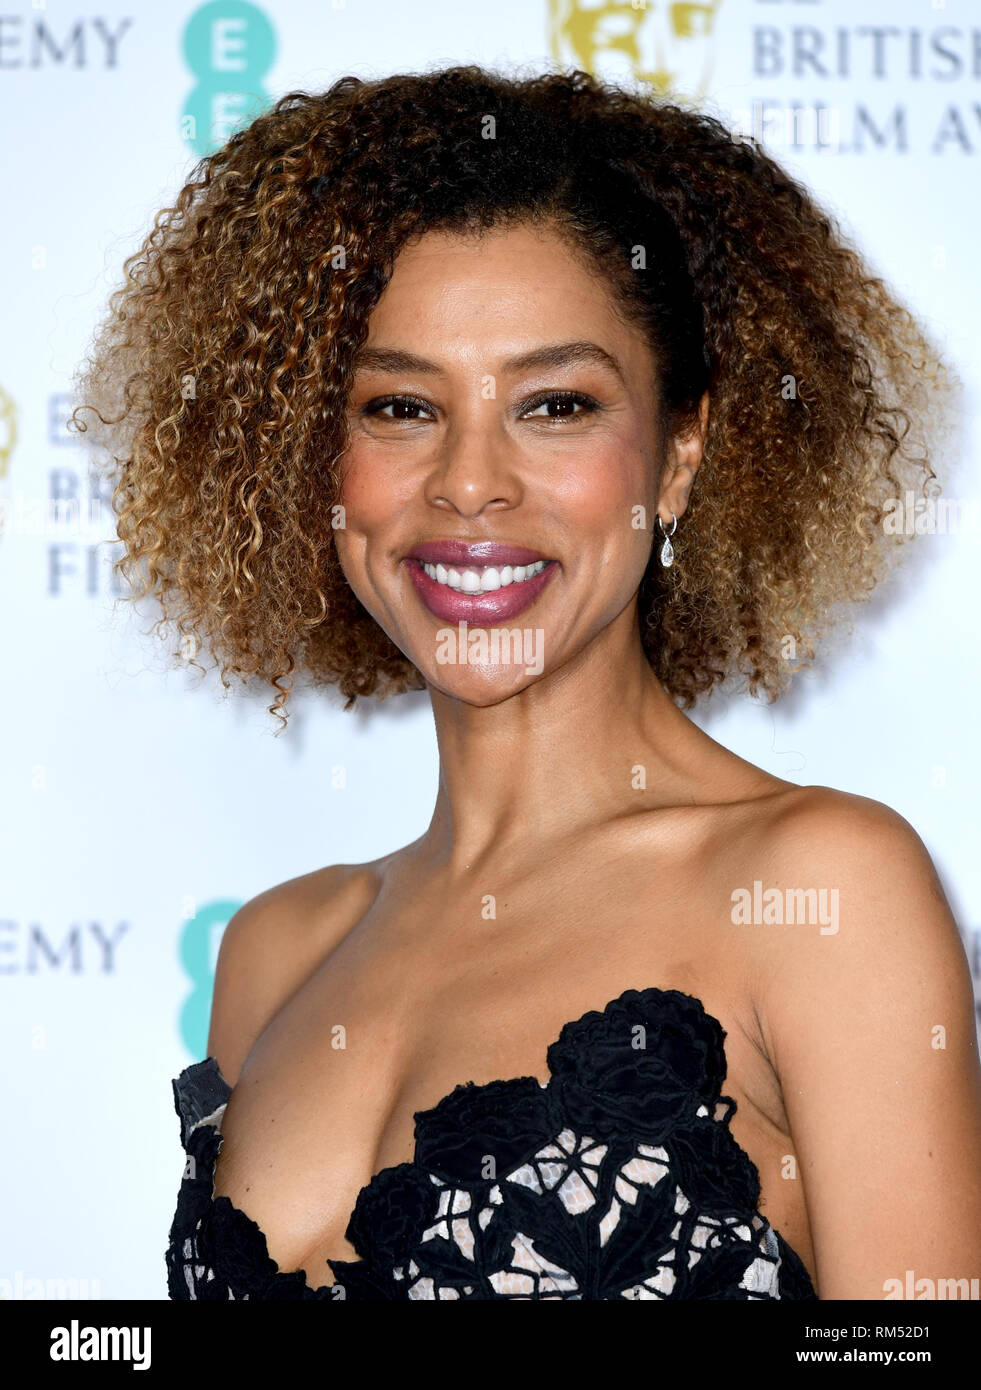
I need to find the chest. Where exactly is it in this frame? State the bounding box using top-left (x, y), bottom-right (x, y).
top-left (209, 867), bottom-right (804, 1289)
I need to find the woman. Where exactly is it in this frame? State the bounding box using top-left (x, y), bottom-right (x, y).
top-left (74, 66), bottom-right (980, 1301)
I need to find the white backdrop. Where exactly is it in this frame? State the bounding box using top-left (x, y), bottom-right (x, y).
top-left (0, 0), bottom-right (978, 1300)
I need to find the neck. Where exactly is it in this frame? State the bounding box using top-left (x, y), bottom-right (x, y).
top-left (420, 602), bottom-right (735, 875)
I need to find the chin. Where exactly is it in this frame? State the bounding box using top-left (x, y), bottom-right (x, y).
top-left (423, 663), bottom-right (547, 706)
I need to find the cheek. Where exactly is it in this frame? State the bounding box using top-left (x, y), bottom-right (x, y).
top-left (333, 445), bottom-right (414, 583)
top-left (336, 448), bottom-right (408, 529)
top-left (554, 441), bottom-right (658, 564)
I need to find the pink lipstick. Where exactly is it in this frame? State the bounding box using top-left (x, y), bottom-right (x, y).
top-left (403, 539), bottom-right (557, 623)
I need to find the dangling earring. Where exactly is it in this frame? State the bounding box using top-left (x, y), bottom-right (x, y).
top-left (658, 511), bottom-right (677, 568)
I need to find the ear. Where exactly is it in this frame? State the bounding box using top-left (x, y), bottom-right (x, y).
top-left (656, 391), bottom-right (709, 526)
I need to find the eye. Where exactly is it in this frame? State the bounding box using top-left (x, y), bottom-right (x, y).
top-left (362, 394), bottom-right (435, 421)
top-left (520, 390), bottom-right (600, 422)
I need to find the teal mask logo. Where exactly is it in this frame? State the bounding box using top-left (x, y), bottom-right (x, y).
top-left (181, 1), bottom-right (276, 156)
top-left (178, 898), bottom-right (242, 1057)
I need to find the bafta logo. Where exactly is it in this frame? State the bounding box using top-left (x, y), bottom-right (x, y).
top-left (548, 0), bottom-right (723, 102)
top-left (0, 384), bottom-right (15, 480)
top-left (0, 384), bottom-right (16, 538)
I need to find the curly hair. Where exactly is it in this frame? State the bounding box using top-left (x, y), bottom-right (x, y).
top-left (71, 64), bottom-right (956, 729)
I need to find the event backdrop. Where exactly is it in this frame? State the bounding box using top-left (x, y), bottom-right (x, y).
top-left (1, 0), bottom-right (978, 1299)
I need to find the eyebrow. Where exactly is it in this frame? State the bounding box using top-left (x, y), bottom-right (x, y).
top-left (352, 340), bottom-right (624, 382)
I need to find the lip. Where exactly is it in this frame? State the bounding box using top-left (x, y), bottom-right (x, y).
top-left (405, 539), bottom-right (552, 568)
top-left (403, 553), bottom-right (558, 624)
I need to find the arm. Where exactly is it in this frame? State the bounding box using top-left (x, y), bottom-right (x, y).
top-left (760, 790), bottom-right (981, 1300)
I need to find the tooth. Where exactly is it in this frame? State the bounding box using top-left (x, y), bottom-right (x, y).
top-left (420, 558), bottom-right (550, 591)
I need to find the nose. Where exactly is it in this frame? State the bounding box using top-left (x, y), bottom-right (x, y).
top-left (423, 413), bottom-right (523, 519)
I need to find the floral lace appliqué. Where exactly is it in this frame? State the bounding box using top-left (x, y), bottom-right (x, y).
top-left (165, 987), bottom-right (817, 1301)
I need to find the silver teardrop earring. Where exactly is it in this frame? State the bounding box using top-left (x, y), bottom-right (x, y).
top-left (658, 511), bottom-right (677, 568)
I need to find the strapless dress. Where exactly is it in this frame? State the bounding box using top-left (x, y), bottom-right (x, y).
top-left (165, 986), bottom-right (818, 1299)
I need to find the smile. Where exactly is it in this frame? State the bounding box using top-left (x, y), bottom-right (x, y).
top-left (404, 547), bottom-right (558, 625)
top-left (420, 559), bottom-right (549, 595)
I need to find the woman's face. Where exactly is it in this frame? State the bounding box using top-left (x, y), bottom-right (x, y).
top-left (334, 220), bottom-right (702, 705)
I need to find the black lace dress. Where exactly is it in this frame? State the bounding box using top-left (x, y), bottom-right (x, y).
top-left (166, 987), bottom-right (817, 1300)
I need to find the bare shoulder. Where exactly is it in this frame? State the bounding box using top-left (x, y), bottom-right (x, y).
top-left (205, 857), bottom-right (387, 1088)
top-left (739, 785), bottom-right (981, 1297)
top-left (745, 782), bottom-right (965, 984)
top-left (692, 777), bottom-right (968, 1055)
top-left (761, 782), bottom-right (957, 945)
top-left (748, 780), bottom-right (975, 1075)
